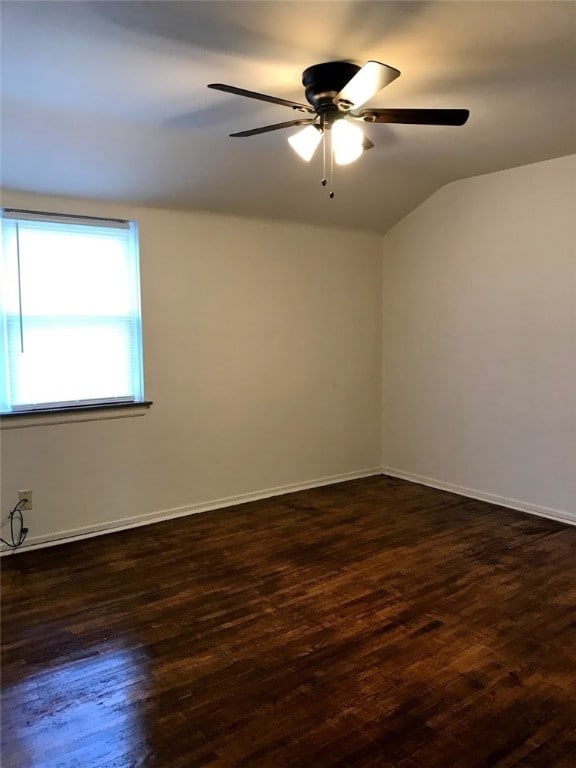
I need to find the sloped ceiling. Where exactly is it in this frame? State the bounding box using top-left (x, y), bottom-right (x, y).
top-left (1, 1), bottom-right (575, 233)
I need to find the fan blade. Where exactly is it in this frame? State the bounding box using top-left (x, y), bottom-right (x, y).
top-left (230, 119), bottom-right (316, 137)
top-left (359, 108), bottom-right (470, 126)
top-left (335, 61), bottom-right (400, 110)
top-left (363, 136), bottom-right (375, 150)
top-left (208, 83), bottom-right (314, 113)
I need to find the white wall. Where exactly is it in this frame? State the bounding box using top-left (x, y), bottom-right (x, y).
top-left (382, 155), bottom-right (576, 522)
top-left (0, 191), bottom-right (383, 547)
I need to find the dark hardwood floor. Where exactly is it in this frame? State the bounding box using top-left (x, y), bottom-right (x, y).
top-left (2, 476), bottom-right (575, 768)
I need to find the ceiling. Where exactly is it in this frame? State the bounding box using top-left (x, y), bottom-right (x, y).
top-left (1, 1), bottom-right (575, 234)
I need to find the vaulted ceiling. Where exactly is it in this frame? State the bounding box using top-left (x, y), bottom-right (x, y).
top-left (1, 1), bottom-right (575, 233)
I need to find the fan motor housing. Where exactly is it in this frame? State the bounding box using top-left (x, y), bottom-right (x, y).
top-left (302, 61), bottom-right (360, 115)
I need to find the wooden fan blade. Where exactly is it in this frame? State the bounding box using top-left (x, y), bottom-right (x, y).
top-left (230, 119), bottom-right (316, 137)
top-left (335, 61), bottom-right (401, 109)
top-left (359, 108), bottom-right (470, 126)
top-left (208, 83), bottom-right (314, 113)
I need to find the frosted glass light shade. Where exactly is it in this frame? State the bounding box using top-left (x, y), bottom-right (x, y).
top-left (288, 125), bottom-right (322, 161)
top-left (332, 119), bottom-right (364, 165)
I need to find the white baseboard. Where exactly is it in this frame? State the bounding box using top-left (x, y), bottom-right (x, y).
top-left (1, 467), bottom-right (382, 555)
top-left (5, 465), bottom-right (572, 555)
top-left (382, 466), bottom-right (576, 527)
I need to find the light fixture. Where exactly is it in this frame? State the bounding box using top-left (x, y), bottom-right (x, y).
top-left (332, 119), bottom-right (364, 165)
top-left (288, 119), bottom-right (365, 165)
top-left (288, 117), bottom-right (366, 198)
top-left (288, 125), bottom-right (322, 161)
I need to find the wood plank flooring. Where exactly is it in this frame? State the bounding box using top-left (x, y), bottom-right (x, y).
top-left (2, 476), bottom-right (575, 767)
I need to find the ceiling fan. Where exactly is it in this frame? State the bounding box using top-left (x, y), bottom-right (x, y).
top-left (208, 60), bottom-right (470, 196)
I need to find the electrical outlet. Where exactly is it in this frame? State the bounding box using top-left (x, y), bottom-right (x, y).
top-left (18, 490), bottom-right (32, 511)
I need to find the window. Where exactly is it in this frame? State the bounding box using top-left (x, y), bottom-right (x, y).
top-left (0, 209), bottom-right (145, 415)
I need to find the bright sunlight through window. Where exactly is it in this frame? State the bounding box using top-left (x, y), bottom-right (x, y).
top-left (0, 210), bottom-right (145, 413)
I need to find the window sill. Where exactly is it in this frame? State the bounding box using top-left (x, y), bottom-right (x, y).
top-left (0, 401), bottom-right (153, 429)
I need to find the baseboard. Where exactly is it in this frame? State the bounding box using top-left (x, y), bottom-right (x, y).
top-left (6, 465), bottom-right (572, 555)
top-left (1, 467), bottom-right (382, 555)
top-left (382, 466), bottom-right (576, 527)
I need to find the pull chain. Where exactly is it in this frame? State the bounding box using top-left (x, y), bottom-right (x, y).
top-left (321, 118), bottom-right (327, 189)
top-left (329, 128), bottom-right (335, 199)
top-left (319, 119), bottom-right (334, 199)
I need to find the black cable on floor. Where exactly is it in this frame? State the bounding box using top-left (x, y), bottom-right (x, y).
top-left (1, 498), bottom-right (29, 549)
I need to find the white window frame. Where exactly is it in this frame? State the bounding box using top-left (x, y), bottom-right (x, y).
top-left (0, 209), bottom-right (148, 420)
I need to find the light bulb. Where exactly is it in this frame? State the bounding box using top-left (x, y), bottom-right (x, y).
top-left (332, 119), bottom-right (364, 165)
top-left (288, 125), bottom-right (322, 161)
